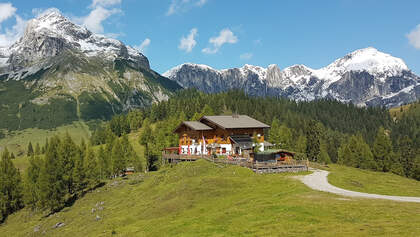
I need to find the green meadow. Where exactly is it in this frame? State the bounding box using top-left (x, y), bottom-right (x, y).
top-left (1, 160), bottom-right (419, 236)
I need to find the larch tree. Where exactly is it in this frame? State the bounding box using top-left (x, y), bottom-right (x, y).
top-left (23, 154), bottom-right (43, 209)
top-left (39, 137), bottom-right (66, 212)
top-left (0, 148), bottom-right (23, 222)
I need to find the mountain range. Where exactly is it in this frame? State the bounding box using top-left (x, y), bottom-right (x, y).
top-left (1, 10), bottom-right (419, 133)
top-left (0, 10), bottom-right (180, 132)
top-left (164, 48), bottom-right (420, 108)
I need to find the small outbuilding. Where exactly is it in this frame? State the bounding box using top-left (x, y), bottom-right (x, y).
top-left (253, 149), bottom-right (296, 163)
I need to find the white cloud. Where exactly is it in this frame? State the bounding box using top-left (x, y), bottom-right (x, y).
top-left (0, 2), bottom-right (16, 24)
top-left (0, 3), bottom-right (27, 47)
top-left (134, 38), bottom-right (151, 54)
top-left (166, 0), bottom-right (208, 16)
top-left (240, 53), bottom-right (253, 60)
top-left (90, 0), bottom-right (122, 8)
top-left (81, 6), bottom-right (121, 33)
top-left (202, 28), bottom-right (238, 54)
top-left (179, 28), bottom-right (197, 53)
top-left (407, 24), bottom-right (420, 49)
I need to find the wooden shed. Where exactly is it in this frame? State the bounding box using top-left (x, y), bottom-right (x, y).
top-left (253, 149), bottom-right (296, 163)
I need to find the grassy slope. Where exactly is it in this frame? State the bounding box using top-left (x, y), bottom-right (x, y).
top-left (389, 103), bottom-right (412, 119)
top-left (1, 160), bottom-right (419, 237)
top-left (328, 164), bottom-right (420, 197)
top-left (0, 121), bottom-right (92, 156)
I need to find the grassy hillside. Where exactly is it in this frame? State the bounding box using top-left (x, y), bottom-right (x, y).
top-left (0, 121), bottom-right (93, 156)
top-left (1, 160), bottom-right (419, 236)
top-left (328, 164), bottom-right (420, 197)
top-left (389, 103), bottom-right (412, 119)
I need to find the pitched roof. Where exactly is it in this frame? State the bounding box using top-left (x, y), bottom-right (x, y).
top-left (200, 115), bottom-right (270, 129)
top-left (174, 121), bottom-right (212, 133)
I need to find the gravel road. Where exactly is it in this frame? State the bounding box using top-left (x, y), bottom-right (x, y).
top-left (297, 169), bottom-right (420, 203)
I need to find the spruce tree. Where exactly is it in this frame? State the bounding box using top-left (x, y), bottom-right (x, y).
top-left (305, 120), bottom-right (321, 162)
top-left (398, 136), bottom-right (415, 177)
top-left (0, 148), bottom-right (23, 221)
top-left (373, 127), bottom-right (393, 172)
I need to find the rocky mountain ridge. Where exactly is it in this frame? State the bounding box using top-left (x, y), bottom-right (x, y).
top-left (164, 47), bottom-right (420, 107)
top-left (0, 10), bottom-right (180, 132)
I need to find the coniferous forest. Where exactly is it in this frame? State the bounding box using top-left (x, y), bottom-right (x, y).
top-left (1, 89), bottom-right (419, 222)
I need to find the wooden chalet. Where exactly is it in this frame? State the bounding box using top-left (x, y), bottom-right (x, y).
top-left (173, 115), bottom-right (270, 158)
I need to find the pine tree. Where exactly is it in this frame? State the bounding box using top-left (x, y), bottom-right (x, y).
top-left (10, 153), bottom-right (15, 159)
top-left (0, 148), bottom-right (23, 221)
top-left (27, 142), bottom-right (34, 157)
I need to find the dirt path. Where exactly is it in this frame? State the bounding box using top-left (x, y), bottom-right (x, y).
top-left (297, 169), bottom-right (420, 203)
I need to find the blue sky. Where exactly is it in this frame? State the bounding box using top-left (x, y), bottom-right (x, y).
top-left (1, 0), bottom-right (420, 74)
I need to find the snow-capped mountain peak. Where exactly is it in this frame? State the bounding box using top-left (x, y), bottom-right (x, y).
top-left (3, 10), bottom-right (149, 72)
top-left (165, 47), bottom-right (419, 108)
top-left (316, 47), bottom-right (409, 83)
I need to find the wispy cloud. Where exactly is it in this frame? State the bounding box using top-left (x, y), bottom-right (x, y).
top-left (179, 28), bottom-right (198, 53)
top-left (134, 38), bottom-right (151, 54)
top-left (0, 2), bottom-right (16, 24)
top-left (0, 2), bottom-right (27, 47)
top-left (240, 52), bottom-right (253, 60)
top-left (202, 28), bottom-right (238, 54)
top-left (407, 24), bottom-right (420, 49)
top-left (90, 0), bottom-right (122, 8)
top-left (81, 6), bottom-right (121, 34)
top-left (72, 0), bottom-right (122, 34)
top-left (166, 0), bottom-right (208, 16)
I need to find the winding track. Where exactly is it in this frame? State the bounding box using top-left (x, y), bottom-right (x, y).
top-left (297, 169), bottom-right (420, 203)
